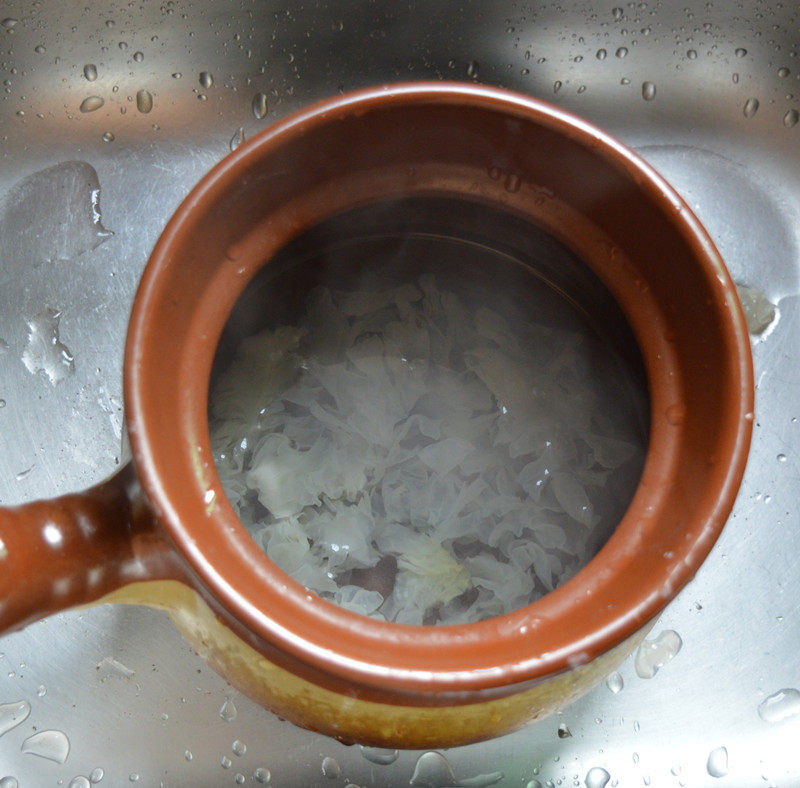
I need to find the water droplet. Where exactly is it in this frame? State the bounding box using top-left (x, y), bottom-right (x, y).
top-left (211, 695), bottom-right (239, 726)
top-left (89, 767), bottom-right (104, 783)
top-left (606, 671), bottom-right (624, 694)
top-left (221, 756), bottom-right (232, 769)
top-left (199, 71), bottom-right (213, 88)
top-left (34, 44), bottom-right (45, 54)
top-left (235, 775), bottom-right (245, 785)
top-left (133, 51), bottom-right (143, 62)
top-left (634, 630), bottom-right (682, 678)
top-left (666, 404), bottom-right (685, 425)
top-left (596, 48), bottom-right (607, 60)
top-left (83, 64), bottom-right (98, 81)
top-left (778, 67), bottom-right (790, 78)
top-left (253, 767), bottom-right (271, 783)
top-left (21, 730), bottom-right (70, 763)
top-left (232, 739), bottom-right (246, 757)
top-left (79, 96), bottom-right (104, 113)
top-left (632, 752), bottom-right (640, 763)
top-left (612, 7), bottom-right (624, 20)
top-left (743, 97), bottom-right (759, 118)
top-left (526, 781), bottom-right (543, 788)
top-left (410, 752), bottom-right (503, 787)
top-left (642, 81), bottom-right (657, 100)
top-left (1, 17), bottom-right (18, 28)
top-left (554, 80), bottom-right (562, 93)
top-left (359, 746), bottom-right (399, 765)
top-left (574, 55), bottom-right (584, 63)
top-left (758, 688), bottom-right (800, 722)
top-left (732, 72), bottom-right (739, 83)
top-left (687, 49), bottom-right (697, 59)
top-left (128, 774), bottom-right (139, 783)
top-left (586, 767), bottom-right (611, 788)
top-left (321, 757), bottom-right (341, 779)
top-left (69, 778), bottom-right (91, 788)
top-left (783, 109), bottom-right (799, 128)
top-left (101, 132), bottom-right (115, 142)
top-left (577, 85), bottom-right (587, 94)
top-left (14, 466), bottom-right (33, 482)
top-left (467, 60), bottom-right (479, 78)
top-left (252, 92), bottom-right (268, 119)
top-left (736, 285), bottom-right (776, 334)
top-left (229, 127), bottom-right (245, 151)
top-left (735, 47), bottom-right (747, 57)
top-left (0, 161), bottom-right (113, 263)
top-left (621, 77), bottom-right (631, 85)
top-left (777, 453), bottom-right (787, 463)
top-left (0, 700), bottom-right (31, 736)
top-left (184, 750), bottom-right (193, 761)
top-left (135, 89), bottom-right (153, 114)
top-left (0, 779), bottom-right (18, 788)
top-left (171, 72), bottom-right (182, 79)
top-left (197, 93), bottom-right (207, 102)
top-left (21, 308), bottom-right (74, 385)
top-left (558, 723), bottom-right (572, 738)
top-left (36, 685), bottom-right (46, 696)
top-left (118, 41), bottom-right (128, 50)
top-left (616, 47), bottom-right (628, 58)
top-left (706, 746), bottom-right (728, 778)
top-left (96, 656), bottom-right (135, 679)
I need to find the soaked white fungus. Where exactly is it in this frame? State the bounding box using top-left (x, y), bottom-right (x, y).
top-left (211, 273), bottom-right (644, 624)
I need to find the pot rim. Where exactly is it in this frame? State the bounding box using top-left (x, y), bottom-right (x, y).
top-left (125, 81), bottom-right (754, 697)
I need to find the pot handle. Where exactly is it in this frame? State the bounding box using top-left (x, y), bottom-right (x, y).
top-left (0, 463), bottom-right (185, 634)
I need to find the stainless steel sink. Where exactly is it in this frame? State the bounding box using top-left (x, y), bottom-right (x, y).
top-left (1, 1), bottom-right (798, 785)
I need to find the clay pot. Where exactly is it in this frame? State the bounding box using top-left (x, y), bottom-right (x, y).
top-left (0, 83), bottom-right (753, 748)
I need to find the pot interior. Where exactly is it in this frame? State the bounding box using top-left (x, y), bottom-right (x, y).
top-left (208, 195), bottom-right (649, 626)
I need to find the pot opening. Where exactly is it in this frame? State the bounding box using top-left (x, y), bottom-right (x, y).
top-left (208, 196), bottom-right (649, 626)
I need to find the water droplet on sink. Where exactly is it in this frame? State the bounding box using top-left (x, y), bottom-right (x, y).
top-left (89, 767), bottom-right (104, 783)
top-left (0, 161), bottom-right (113, 263)
top-left (101, 131), bottom-right (115, 142)
top-left (586, 767), bottom-right (611, 788)
top-left (34, 44), bottom-right (45, 53)
top-left (526, 781), bottom-right (543, 788)
top-left (616, 46), bottom-right (628, 58)
top-left (554, 80), bottom-right (562, 93)
top-left (783, 109), bottom-right (799, 129)
top-left (0, 778), bottom-right (18, 788)
top-left (199, 71), bottom-right (214, 88)
top-left (253, 767), bottom-right (271, 783)
top-left (706, 746), bottom-right (728, 777)
top-left (232, 739), bottom-right (246, 757)
top-left (36, 685), bottom-right (46, 697)
top-left (736, 285), bottom-right (776, 335)
top-left (135, 89), bottom-right (153, 113)
top-left (758, 688), bottom-right (800, 722)
top-left (21, 729), bottom-right (70, 763)
top-left (735, 47), bottom-right (747, 57)
top-left (410, 752), bottom-right (503, 787)
top-left (133, 51), bottom-right (143, 62)
top-left (778, 67), bottom-right (790, 78)
top-left (467, 60), bottom-right (479, 78)
top-left (22, 308), bottom-right (74, 384)
top-left (83, 63), bottom-right (98, 81)
top-left (219, 696), bottom-right (237, 722)
top-left (596, 48), bottom-right (607, 60)
top-left (229, 127), bottom-right (245, 151)
top-left (171, 72), bottom-right (182, 79)
top-left (558, 723), bottom-right (572, 738)
top-left (743, 97), bottom-right (759, 118)
top-left (221, 756), bottom-right (232, 769)
top-left (79, 96), bottom-right (104, 113)
top-left (359, 746), bottom-right (399, 765)
top-left (634, 630), bottom-right (682, 678)
top-left (642, 81), bottom-right (656, 101)
top-left (252, 92), bottom-right (268, 119)
top-left (234, 775), bottom-right (245, 785)
top-left (69, 778), bottom-right (91, 788)
top-left (321, 757), bottom-right (341, 778)
top-left (612, 7), bottom-right (624, 20)
top-left (606, 671), bottom-right (624, 693)
top-left (687, 49), bottom-right (697, 59)
top-left (0, 700), bottom-right (31, 736)
top-left (1, 18), bottom-right (18, 28)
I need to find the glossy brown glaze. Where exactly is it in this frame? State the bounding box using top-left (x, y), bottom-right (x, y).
top-left (0, 84), bottom-right (754, 743)
top-left (0, 465), bottom-right (185, 633)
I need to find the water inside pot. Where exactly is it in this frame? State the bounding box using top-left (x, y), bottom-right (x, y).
top-left (209, 197), bottom-right (648, 625)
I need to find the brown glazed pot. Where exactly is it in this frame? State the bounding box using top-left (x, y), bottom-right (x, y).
top-left (0, 83), bottom-right (753, 748)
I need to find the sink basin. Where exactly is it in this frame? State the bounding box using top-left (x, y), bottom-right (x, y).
top-left (0, 1), bottom-right (797, 784)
